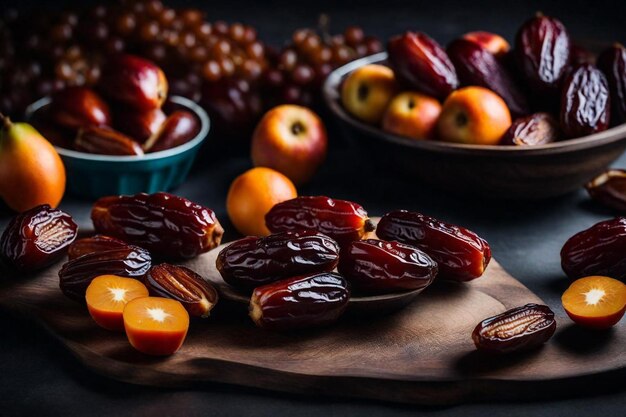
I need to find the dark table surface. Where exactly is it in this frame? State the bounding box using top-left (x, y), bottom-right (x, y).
top-left (2, 0), bottom-right (626, 416)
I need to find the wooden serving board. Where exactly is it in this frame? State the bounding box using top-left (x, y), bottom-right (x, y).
top-left (0, 246), bottom-right (624, 405)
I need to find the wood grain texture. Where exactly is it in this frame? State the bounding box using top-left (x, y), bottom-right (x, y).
top-left (0, 246), bottom-right (624, 405)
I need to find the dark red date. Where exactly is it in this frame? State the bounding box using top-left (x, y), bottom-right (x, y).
top-left (337, 239), bottom-right (437, 294)
top-left (500, 112), bottom-right (561, 146)
top-left (91, 192), bottom-right (224, 260)
top-left (586, 169), bottom-right (626, 212)
top-left (560, 64), bottom-right (610, 138)
top-left (216, 230), bottom-right (340, 290)
top-left (145, 264), bottom-right (218, 318)
top-left (472, 304), bottom-right (556, 354)
top-left (59, 246), bottom-right (152, 301)
top-left (0, 205), bottom-right (77, 273)
top-left (447, 38), bottom-right (528, 117)
top-left (561, 217), bottom-right (626, 281)
top-left (376, 210), bottom-right (491, 282)
top-left (68, 235), bottom-right (131, 260)
top-left (597, 43), bottom-right (626, 126)
top-left (387, 31), bottom-right (459, 100)
top-left (265, 196), bottom-right (374, 247)
top-left (249, 272), bottom-right (350, 331)
top-left (515, 13), bottom-right (571, 98)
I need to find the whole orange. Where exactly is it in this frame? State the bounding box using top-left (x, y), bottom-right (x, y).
top-left (226, 167), bottom-right (297, 236)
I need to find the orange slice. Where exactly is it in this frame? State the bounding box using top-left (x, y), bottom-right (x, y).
top-left (561, 276), bottom-right (626, 329)
top-left (85, 275), bottom-right (149, 331)
top-left (123, 297), bottom-right (189, 356)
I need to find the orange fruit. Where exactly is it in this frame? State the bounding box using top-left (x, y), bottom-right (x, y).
top-left (123, 296), bottom-right (189, 356)
top-left (561, 276), bottom-right (626, 329)
top-left (85, 275), bottom-right (149, 331)
top-left (226, 167), bottom-right (297, 236)
top-left (0, 119), bottom-right (66, 212)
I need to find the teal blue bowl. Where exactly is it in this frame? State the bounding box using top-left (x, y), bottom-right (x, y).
top-left (26, 96), bottom-right (209, 200)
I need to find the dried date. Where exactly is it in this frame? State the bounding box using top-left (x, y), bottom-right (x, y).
top-left (376, 210), bottom-right (491, 282)
top-left (586, 169), bottom-right (626, 212)
top-left (561, 217), bottom-right (626, 281)
top-left (472, 304), bottom-right (556, 354)
top-left (515, 13), bottom-right (571, 98)
top-left (560, 64), bottom-right (610, 138)
top-left (216, 231), bottom-right (340, 291)
top-left (265, 196), bottom-right (374, 247)
top-left (249, 272), bottom-right (350, 331)
top-left (91, 192), bottom-right (224, 260)
top-left (597, 43), bottom-right (626, 125)
top-left (75, 125), bottom-right (144, 156)
top-left (387, 31), bottom-right (459, 100)
top-left (500, 112), bottom-right (561, 146)
top-left (145, 264), bottom-right (218, 318)
top-left (0, 205), bottom-right (77, 273)
top-left (337, 239), bottom-right (437, 294)
top-left (59, 246), bottom-right (152, 301)
top-left (68, 235), bottom-right (131, 260)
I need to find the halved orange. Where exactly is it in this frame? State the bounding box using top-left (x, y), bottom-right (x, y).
top-left (561, 276), bottom-right (626, 329)
top-left (85, 275), bottom-right (149, 331)
top-left (123, 297), bottom-right (189, 356)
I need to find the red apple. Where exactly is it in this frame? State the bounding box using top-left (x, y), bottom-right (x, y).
top-left (382, 92), bottom-right (442, 140)
top-left (341, 64), bottom-right (398, 124)
top-left (251, 105), bottom-right (327, 185)
top-left (462, 31), bottom-right (510, 57)
top-left (437, 86), bottom-right (512, 145)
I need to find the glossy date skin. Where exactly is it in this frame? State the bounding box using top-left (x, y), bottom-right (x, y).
top-left (586, 170), bottom-right (626, 212)
top-left (337, 239), bottom-right (437, 294)
top-left (59, 246), bottom-right (152, 301)
top-left (472, 304), bottom-right (556, 354)
top-left (500, 113), bottom-right (561, 146)
top-left (145, 263), bottom-right (218, 318)
top-left (515, 14), bottom-right (571, 98)
top-left (91, 192), bottom-right (224, 260)
top-left (0, 205), bottom-right (78, 273)
top-left (216, 230), bottom-right (340, 291)
top-left (265, 196), bottom-right (374, 248)
top-left (387, 32), bottom-right (459, 100)
top-left (560, 64), bottom-right (610, 138)
top-left (249, 272), bottom-right (350, 331)
top-left (561, 217), bottom-right (626, 281)
top-left (597, 43), bottom-right (626, 125)
top-left (376, 210), bottom-right (491, 282)
top-left (68, 235), bottom-right (131, 260)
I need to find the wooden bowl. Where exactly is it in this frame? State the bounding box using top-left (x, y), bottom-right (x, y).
top-left (323, 52), bottom-right (626, 199)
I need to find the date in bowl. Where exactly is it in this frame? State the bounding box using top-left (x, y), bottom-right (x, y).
top-left (323, 52), bottom-right (626, 199)
top-left (26, 95), bottom-right (209, 199)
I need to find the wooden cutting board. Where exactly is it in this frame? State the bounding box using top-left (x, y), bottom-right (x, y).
top-left (0, 243), bottom-right (624, 405)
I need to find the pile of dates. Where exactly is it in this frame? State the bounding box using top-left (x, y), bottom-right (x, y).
top-left (214, 194), bottom-right (553, 352)
top-left (343, 12), bottom-right (624, 146)
top-left (0, 193), bottom-right (224, 319)
top-left (0, 193), bottom-right (557, 354)
top-left (33, 54), bottom-right (201, 156)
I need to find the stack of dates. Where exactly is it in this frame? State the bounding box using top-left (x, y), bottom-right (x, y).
top-left (0, 192), bottom-right (224, 319)
top-left (215, 195), bottom-right (556, 353)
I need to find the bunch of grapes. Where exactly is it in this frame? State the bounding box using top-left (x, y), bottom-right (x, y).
top-left (264, 22), bottom-right (383, 107)
top-left (0, 2), bottom-right (382, 139)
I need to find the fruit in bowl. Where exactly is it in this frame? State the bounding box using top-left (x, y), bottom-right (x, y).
top-left (382, 92), bottom-right (441, 140)
top-left (340, 64), bottom-right (398, 124)
top-left (32, 54), bottom-right (200, 156)
top-left (437, 86), bottom-right (512, 145)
